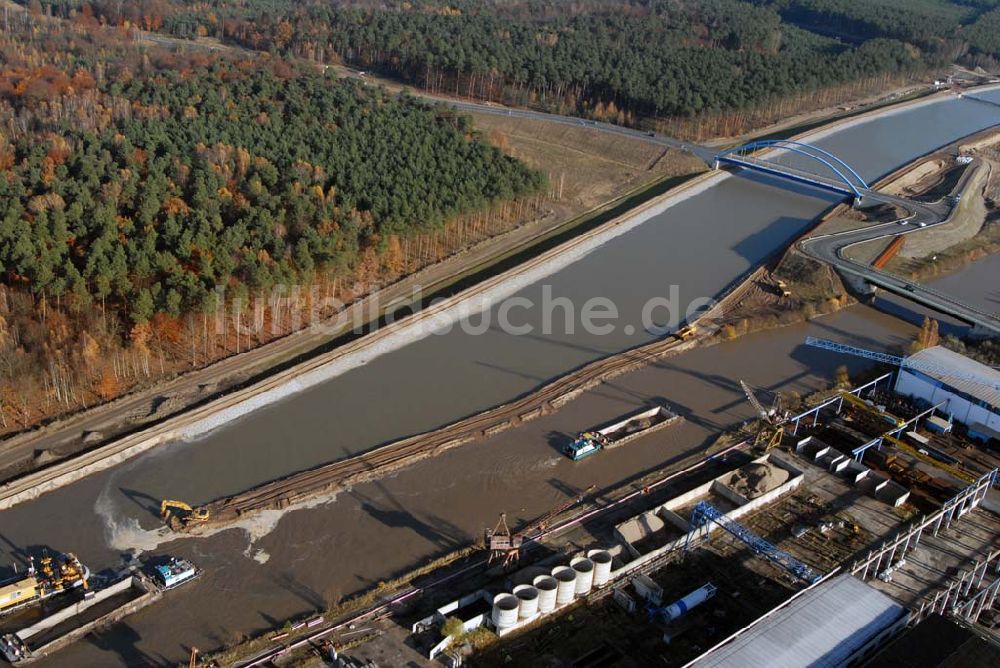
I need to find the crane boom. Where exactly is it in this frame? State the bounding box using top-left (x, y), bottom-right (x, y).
top-left (689, 501), bottom-right (820, 583)
top-left (485, 485), bottom-right (595, 566)
top-left (804, 337), bottom-right (1000, 391)
top-left (739, 380), bottom-right (772, 423)
top-left (518, 485), bottom-right (596, 537)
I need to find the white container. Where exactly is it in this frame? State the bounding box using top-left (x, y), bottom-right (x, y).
top-left (552, 566), bottom-right (577, 606)
top-left (492, 593), bottom-right (519, 630)
top-left (533, 575), bottom-right (558, 613)
top-left (662, 583), bottom-right (717, 621)
top-left (588, 550), bottom-right (613, 587)
top-left (513, 584), bottom-right (539, 620)
top-left (571, 557), bottom-right (595, 596)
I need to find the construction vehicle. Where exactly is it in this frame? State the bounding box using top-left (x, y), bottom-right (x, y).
top-left (161, 500), bottom-right (209, 531)
top-left (776, 280), bottom-right (792, 298)
top-left (485, 485), bottom-right (596, 566)
top-left (676, 325), bottom-right (697, 341)
top-left (0, 551), bottom-right (89, 616)
top-left (739, 380), bottom-right (787, 452)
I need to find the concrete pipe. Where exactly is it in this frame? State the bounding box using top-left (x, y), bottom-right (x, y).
top-left (571, 557), bottom-right (595, 596)
top-left (513, 584), bottom-right (540, 620)
top-left (533, 575), bottom-right (558, 613)
top-left (491, 593), bottom-right (519, 630)
top-left (588, 549), bottom-right (613, 587)
top-left (552, 566), bottom-right (577, 606)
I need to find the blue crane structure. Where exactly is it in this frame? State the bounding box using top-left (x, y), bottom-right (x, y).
top-left (805, 337), bottom-right (1000, 391)
top-left (686, 500), bottom-right (820, 584)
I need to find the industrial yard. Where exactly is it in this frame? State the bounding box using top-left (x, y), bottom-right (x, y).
top-left (188, 355), bottom-right (999, 667)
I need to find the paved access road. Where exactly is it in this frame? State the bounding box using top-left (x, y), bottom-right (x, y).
top-left (442, 100), bottom-right (717, 163)
top-left (799, 184), bottom-right (1000, 335)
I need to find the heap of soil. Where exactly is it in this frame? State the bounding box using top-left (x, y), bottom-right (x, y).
top-left (726, 462), bottom-right (789, 499)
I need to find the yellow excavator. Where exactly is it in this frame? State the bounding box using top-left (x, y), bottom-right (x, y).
top-left (161, 500), bottom-right (210, 531)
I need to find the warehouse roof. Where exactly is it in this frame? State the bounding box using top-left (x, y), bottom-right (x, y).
top-left (903, 346), bottom-right (1000, 410)
top-left (693, 575), bottom-right (907, 668)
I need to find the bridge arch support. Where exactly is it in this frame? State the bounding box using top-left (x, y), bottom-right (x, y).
top-left (715, 140), bottom-right (870, 201)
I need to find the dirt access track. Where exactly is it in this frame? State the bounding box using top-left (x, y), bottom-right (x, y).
top-left (176, 266), bottom-right (763, 532)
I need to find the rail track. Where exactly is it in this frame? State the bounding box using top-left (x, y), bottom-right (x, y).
top-left (186, 267), bottom-right (766, 531)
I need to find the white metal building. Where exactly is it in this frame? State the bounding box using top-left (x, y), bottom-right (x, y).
top-left (693, 575), bottom-right (909, 668)
top-left (894, 347), bottom-right (1000, 434)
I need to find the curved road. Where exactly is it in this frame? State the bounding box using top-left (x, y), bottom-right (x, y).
top-left (798, 179), bottom-right (1000, 335)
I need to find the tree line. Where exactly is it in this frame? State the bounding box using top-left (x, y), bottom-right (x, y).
top-left (0, 60), bottom-right (542, 323)
top-left (36, 0), bottom-right (939, 121)
top-left (0, 9), bottom-right (543, 432)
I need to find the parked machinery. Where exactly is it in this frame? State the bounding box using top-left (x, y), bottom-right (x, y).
top-left (646, 583), bottom-right (718, 623)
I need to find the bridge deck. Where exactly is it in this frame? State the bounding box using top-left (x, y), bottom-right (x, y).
top-left (717, 155), bottom-right (861, 199)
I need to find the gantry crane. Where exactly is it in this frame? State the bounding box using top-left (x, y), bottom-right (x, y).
top-left (687, 501), bottom-right (820, 584)
top-left (485, 485), bottom-right (596, 566)
top-left (739, 380), bottom-right (786, 451)
top-left (805, 337), bottom-right (992, 483)
top-left (804, 337), bottom-right (1000, 391)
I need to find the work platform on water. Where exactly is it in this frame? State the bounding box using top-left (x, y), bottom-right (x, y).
top-left (0, 552), bottom-right (199, 664)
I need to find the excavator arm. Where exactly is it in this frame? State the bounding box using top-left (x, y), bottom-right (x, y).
top-left (161, 500), bottom-right (209, 530)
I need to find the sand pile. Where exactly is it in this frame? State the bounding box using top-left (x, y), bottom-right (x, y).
top-left (727, 462), bottom-right (789, 499)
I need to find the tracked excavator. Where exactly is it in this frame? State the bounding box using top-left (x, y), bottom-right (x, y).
top-left (161, 500), bottom-right (209, 531)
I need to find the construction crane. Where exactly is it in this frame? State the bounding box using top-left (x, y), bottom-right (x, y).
top-left (739, 380), bottom-right (786, 451)
top-left (485, 513), bottom-right (520, 565)
top-left (805, 337), bottom-right (1000, 391)
top-left (161, 500), bottom-right (210, 531)
top-left (485, 485), bottom-right (596, 566)
top-left (687, 501), bottom-right (820, 584)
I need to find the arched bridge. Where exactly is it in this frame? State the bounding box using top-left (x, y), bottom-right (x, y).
top-left (714, 140), bottom-right (871, 204)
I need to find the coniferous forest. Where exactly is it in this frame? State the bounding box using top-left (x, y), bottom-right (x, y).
top-left (2, 0), bottom-right (999, 432)
top-left (59, 0), bottom-right (1000, 118)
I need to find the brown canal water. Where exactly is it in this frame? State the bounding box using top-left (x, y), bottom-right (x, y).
top-left (1, 92), bottom-right (999, 665)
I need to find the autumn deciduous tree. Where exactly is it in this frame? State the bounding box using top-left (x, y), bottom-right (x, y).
top-left (911, 316), bottom-right (941, 353)
top-left (94, 366), bottom-right (120, 400)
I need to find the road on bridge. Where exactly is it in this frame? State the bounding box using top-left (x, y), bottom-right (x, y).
top-left (798, 186), bottom-right (1000, 335)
